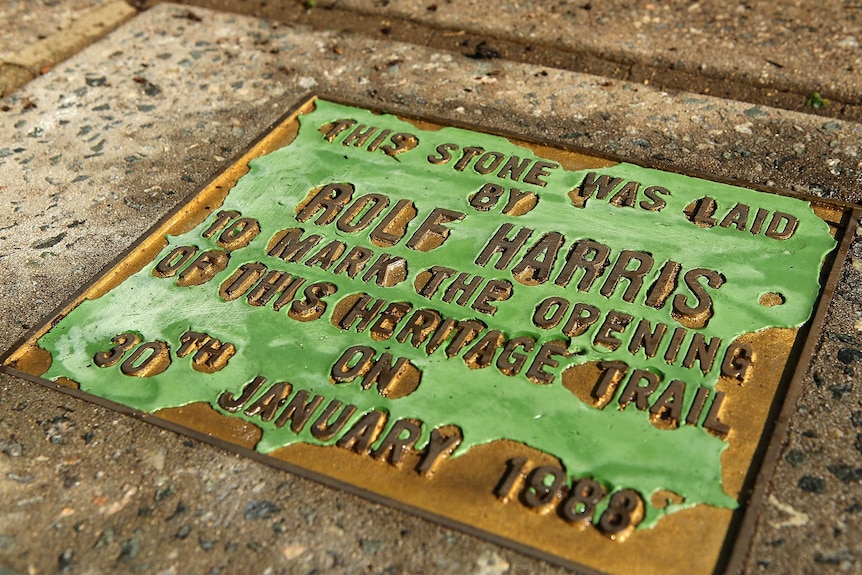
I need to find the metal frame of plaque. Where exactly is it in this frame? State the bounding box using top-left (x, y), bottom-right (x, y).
top-left (2, 95), bottom-right (858, 575)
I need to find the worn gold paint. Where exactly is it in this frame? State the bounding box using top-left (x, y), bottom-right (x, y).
top-left (518, 138), bottom-right (619, 172)
top-left (155, 402), bottom-right (263, 450)
top-left (717, 328), bottom-right (797, 499)
top-left (269, 439), bottom-right (730, 575)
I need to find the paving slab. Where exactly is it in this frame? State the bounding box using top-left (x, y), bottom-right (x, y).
top-left (1, 3), bottom-right (861, 574)
top-left (321, 0), bottom-right (862, 96)
top-left (0, 0), bottom-right (113, 59)
top-left (163, 0), bottom-right (862, 122)
top-left (0, 0), bottom-right (137, 97)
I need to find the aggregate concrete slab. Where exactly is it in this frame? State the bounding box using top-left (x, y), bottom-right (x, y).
top-left (0, 0), bottom-right (112, 59)
top-left (334, 0), bottom-right (862, 104)
top-left (164, 0), bottom-right (862, 121)
top-left (1, 3), bottom-right (861, 574)
top-left (0, 0), bottom-right (137, 97)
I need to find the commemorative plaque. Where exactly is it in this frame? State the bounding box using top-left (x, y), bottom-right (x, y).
top-left (2, 96), bottom-right (855, 574)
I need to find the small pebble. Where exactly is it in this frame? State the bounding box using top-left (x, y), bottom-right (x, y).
top-left (0, 534), bottom-right (14, 550)
top-left (813, 549), bottom-right (855, 566)
top-left (798, 476), bottom-right (826, 494)
top-left (199, 536), bottom-right (216, 551)
top-left (0, 437), bottom-right (23, 457)
top-left (281, 543), bottom-right (306, 560)
top-left (94, 528), bottom-right (115, 548)
top-left (118, 537), bottom-right (141, 561)
top-left (244, 500), bottom-right (280, 520)
top-left (59, 549), bottom-right (74, 572)
top-left (785, 449), bottom-right (805, 467)
top-left (7, 473), bottom-right (34, 484)
top-left (154, 485), bottom-right (175, 503)
top-left (475, 551), bottom-right (510, 575)
top-left (359, 538), bottom-right (385, 554)
top-left (837, 348), bottom-right (862, 364)
top-left (826, 465), bottom-right (862, 483)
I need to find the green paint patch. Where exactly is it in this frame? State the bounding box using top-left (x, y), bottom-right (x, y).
top-left (37, 99), bottom-right (836, 529)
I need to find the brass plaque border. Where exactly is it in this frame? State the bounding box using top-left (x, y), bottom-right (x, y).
top-left (1, 93), bottom-right (858, 575)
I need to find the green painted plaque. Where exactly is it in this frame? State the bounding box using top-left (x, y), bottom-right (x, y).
top-left (2, 96), bottom-right (855, 574)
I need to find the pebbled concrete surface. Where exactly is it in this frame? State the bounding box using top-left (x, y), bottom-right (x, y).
top-left (0, 0), bottom-right (136, 97)
top-left (0, 0), bottom-right (115, 60)
top-left (320, 0), bottom-right (862, 105)
top-left (160, 0), bottom-right (862, 122)
top-left (0, 3), bottom-right (861, 575)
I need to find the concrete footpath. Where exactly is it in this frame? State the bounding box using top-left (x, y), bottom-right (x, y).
top-left (1, 1), bottom-right (861, 574)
